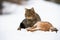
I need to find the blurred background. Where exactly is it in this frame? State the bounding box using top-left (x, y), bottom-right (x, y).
top-left (0, 0), bottom-right (60, 15)
top-left (45, 0), bottom-right (60, 4)
top-left (0, 0), bottom-right (60, 40)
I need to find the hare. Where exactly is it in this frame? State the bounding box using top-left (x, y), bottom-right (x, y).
top-left (26, 21), bottom-right (58, 33)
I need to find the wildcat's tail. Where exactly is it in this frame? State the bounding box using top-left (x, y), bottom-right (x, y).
top-left (50, 27), bottom-right (58, 33)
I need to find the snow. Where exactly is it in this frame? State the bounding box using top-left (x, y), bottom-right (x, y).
top-left (0, 0), bottom-right (60, 40)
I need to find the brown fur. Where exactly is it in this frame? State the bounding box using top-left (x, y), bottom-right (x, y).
top-left (26, 21), bottom-right (58, 33)
top-left (25, 7), bottom-right (41, 20)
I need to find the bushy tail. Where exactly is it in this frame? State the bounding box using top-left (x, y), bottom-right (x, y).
top-left (51, 27), bottom-right (58, 33)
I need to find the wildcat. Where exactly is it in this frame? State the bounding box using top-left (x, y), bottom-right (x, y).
top-left (26, 21), bottom-right (58, 33)
top-left (17, 7), bottom-right (41, 30)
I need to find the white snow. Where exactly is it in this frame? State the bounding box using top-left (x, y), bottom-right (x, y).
top-left (0, 0), bottom-right (60, 40)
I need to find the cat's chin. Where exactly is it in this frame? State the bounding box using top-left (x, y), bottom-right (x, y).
top-left (26, 17), bottom-right (33, 19)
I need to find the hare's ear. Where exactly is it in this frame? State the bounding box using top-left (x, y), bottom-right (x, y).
top-left (31, 7), bottom-right (34, 11)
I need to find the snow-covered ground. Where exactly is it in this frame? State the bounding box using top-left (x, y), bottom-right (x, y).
top-left (0, 0), bottom-right (60, 40)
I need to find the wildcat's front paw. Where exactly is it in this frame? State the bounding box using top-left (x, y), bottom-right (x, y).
top-left (17, 27), bottom-right (21, 31)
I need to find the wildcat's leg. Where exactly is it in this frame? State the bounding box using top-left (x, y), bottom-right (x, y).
top-left (17, 27), bottom-right (21, 31)
top-left (17, 22), bottom-right (26, 31)
top-left (17, 23), bottom-right (22, 31)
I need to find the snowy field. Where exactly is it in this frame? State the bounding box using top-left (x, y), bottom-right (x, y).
top-left (0, 0), bottom-right (60, 40)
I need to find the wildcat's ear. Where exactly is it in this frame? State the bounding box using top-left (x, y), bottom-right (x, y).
top-left (25, 8), bottom-right (27, 10)
top-left (31, 7), bottom-right (34, 11)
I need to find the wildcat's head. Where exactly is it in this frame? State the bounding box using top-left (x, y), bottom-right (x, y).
top-left (25, 7), bottom-right (36, 19)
